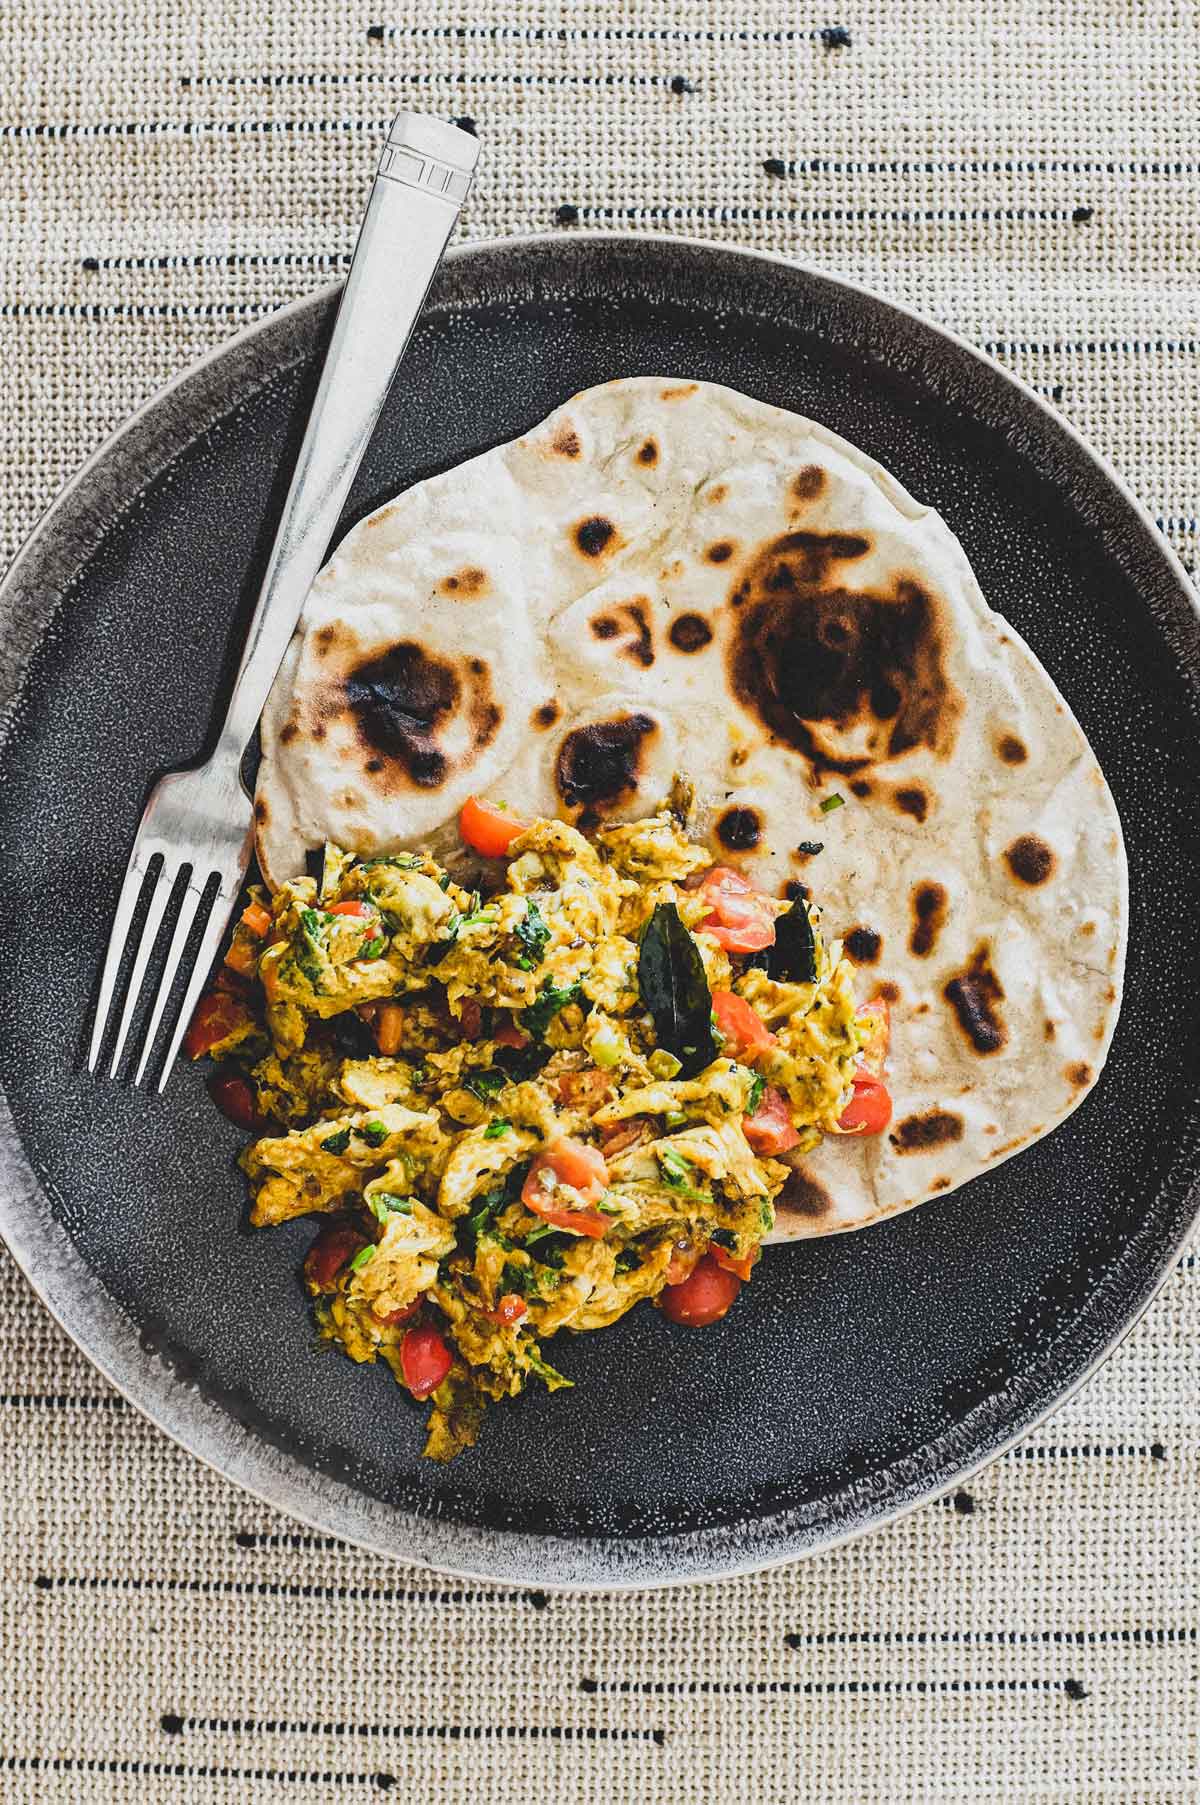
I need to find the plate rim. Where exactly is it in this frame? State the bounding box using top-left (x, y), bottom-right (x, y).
top-left (1, 228), bottom-right (1197, 1590)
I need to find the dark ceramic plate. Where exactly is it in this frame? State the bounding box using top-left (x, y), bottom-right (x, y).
top-left (1, 235), bottom-right (1198, 1588)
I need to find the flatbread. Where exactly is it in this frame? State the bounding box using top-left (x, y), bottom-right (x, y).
top-left (256, 377), bottom-right (1127, 1240)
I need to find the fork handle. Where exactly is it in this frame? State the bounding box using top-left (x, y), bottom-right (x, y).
top-left (218, 111), bottom-right (479, 759)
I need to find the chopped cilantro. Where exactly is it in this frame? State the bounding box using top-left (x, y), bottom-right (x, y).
top-left (513, 900), bottom-right (550, 971)
top-left (357, 853), bottom-right (422, 870)
top-left (614, 1246), bottom-right (641, 1273)
top-left (368, 1192), bottom-right (413, 1221)
top-left (460, 907), bottom-right (499, 930)
top-left (320, 1127), bottom-right (351, 1155)
top-left (350, 1244), bottom-right (375, 1272)
top-left (483, 1119), bottom-right (511, 1139)
top-left (360, 936), bottom-right (387, 959)
top-left (354, 1119), bottom-right (388, 1148)
top-left (465, 1069), bottom-right (506, 1102)
top-left (747, 1073), bottom-right (766, 1115)
top-left (658, 1145), bottom-right (713, 1204)
top-left (819, 793), bottom-right (845, 814)
top-left (522, 1221), bottom-right (562, 1247)
top-left (524, 978), bottom-right (584, 1040)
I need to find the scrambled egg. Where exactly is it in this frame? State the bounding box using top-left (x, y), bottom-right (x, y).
top-left (198, 806), bottom-right (870, 1459)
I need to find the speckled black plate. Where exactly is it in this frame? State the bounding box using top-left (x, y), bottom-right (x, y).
top-left (1, 234), bottom-right (1198, 1589)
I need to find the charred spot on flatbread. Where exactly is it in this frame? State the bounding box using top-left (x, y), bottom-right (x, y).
top-left (777, 1167), bottom-right (833, 1218)
top-left (875, 980), bottom-right (901, 1005)
top-left (279, 721), bottom-right (299, 746)
top-left (660, 383), bottom-right (698, 400)
top-left (532, 701), bottom-right (560, 730)
top-left (636, 438), bottom-right (659, 465)
top-left (784, 879), bottom-right (808, 901)
top-left (706, 541), bottom-right (735, 564)
top-left (314, 623), bottom-right (338, 658)
top-left (1005, 834), bottom-right (1056, 886)
top-left (891, 1110), bottom-right (964, 1152)
top-left (339, 641), bottom-right (499, 790)
top-left (997, 732), bottom-right (1027, 765)
top-left (254, 797), bottom-right (267, 824)
top-left (575, 516), bottom-right (617, 559)
top-left (944, 942), bottom-right (1007, 1055)
top-left (895, 785), bottom-right (929, 822)
top-left (850, 778), bottom-right (872, 798)
top-left (552, 425), bottom-right (581, 458)
top-left (727, 534), bottom-right (961, 775)
top-left (909, 881), bottom-right (947, 956)
top-left (592, 601), bottom-right (653, 668)
top-left (844, 925), bottom-right (882, 965)
top-left (669, 613), bottom-right (713, 653)
top-left (437, 566), bottom-right (489, 599)
top-left (1044, 1018), bottom-right (1057, 1041)
top-left (556, 713), bottom-right (658, 814)
top-left (1065, 1060), bottom-right (1092, 1088)
top-left (792, 465), bottom-right (826, 501)
top-left (716, 806), bottom-right (761, 852)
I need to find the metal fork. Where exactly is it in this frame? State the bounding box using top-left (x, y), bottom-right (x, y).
top-left (88, 111), bottom-right (479, 1090)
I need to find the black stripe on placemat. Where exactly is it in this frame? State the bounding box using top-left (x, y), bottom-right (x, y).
top-left (767, 156), bottom-right (1198, 175)
top-left (560, 203), bottom-right (1098, 223)
top-left (580, 1676), bottom-right (1086, 1696)
top-left (1007, 1441), bottom-right (1167, 1459)
top-left (364, 23), bottom-right (846, 43)
top-left (0, 303), bottom-right (273, 320)
top-left (0, 1392), bottom-right (127, 1409)
top-left (82, 252), bottom-right (353, 271)
top-left (164, 1714), bottom-right (665, 1745)
top-left (782, 1626), bottom-right (1197, 1648)
top-left (34, 1574), bottom-right (549, 1606)
top-left (234, 1531), bottom-right (351, 1551)
top-left (3, 1758), bottom-right (396, 1787)
top-left (985, 338), bottom-right (1199, 353)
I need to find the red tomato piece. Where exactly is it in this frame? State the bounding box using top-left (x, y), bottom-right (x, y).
top-left (522, 1138), bottom-right (611, 1238)
top-left (380, 1299), bottom-right (420, 1328)
top-left (240, 900), bottom-right (273, 938)
top-left (599, 1118), bottom-right (652, 1160)
top-left (711, 990), bottom-right (778, 1061)
top-left (459, 796), bottom-right (529, 859)
top-left (837, 1073), bottom-right (893, 1135)
top-left (486, 1293), bottom-right (528, 1326)
top-left (709, 1241), bottom-right (757, 1282)
top-left (303, 1224), bottom-right (369, 1294)
top-left (456, 998), bottom-right (483, 1041)
top-left (205, 1071), bottom-right (261, 1132)
top-left (742, 1085), bottom-right (802, 1154)
top-left (696, 866), bottom-right (777, 954)
top-left (554, 1065), bottom-right (612, 1110)
top-left (400, 1323), bottom-right (453, 1399)
top-left (659, 1253), bottom-right (742, 1326)
top-left (223, 937), bottom-right (259, 978)
top-left (492, 1015), bottom-right (530, 1049)
top-left (327, 899), bottom-right (376, 921)
top-left (183, 991), bottom-right (251, 1060)
top-left (664, 1238), bottom-right (703, 1286)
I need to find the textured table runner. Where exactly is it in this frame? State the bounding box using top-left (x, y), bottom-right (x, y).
top-left (2, 3), bottom-right (1198, 1799)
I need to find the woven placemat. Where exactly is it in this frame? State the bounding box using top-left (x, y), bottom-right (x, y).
top-left (2, 3), bottom-right (1198, 1800)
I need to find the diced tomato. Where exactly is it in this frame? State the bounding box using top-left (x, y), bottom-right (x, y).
top-left (485, 1293), bottom-right (528, 1326)
top-left (493, 1014), bottom-right (530, 1049)
top-left (554, 1065), bottom-right (612, 1111)
top-left (837, 1073), bottom-right (893, 1135)
top-left (456, 998), bottom-right (483, 1040)
top-left (856, 996), bottom-right (891, 1077)
top-left (241, 900), bottom-right (273, 938)
top-left (400, 1323), bottom-right (453, 1399)
top-left (327, 899), bottom-right (375, 921)
top-left (664, 1237), bottom-right (703, 1286)
top-left (696, 866), bottom-right (777, 954)
top-left (709, 1240), bottom-right (758, 1282)
top-left (206, 1070), bottom-right (261, 1132)
top-left (183, 990), bottom-right (251, 1060)
top-left (223, 937), bottom-right (259, 978)
top-left (459, 796), bottom-right (529, 859)
top-left (742, 1084), bottom-right (802, 1154)
top-left (659, 1253), bottom-right (743, 1326)
top-left (303, 1223), bottom-right (369, 1294)
top-left (712, 990), bottom-right (778, 1061)
top-left (599, 1118), bottom-right (653, 1160)
top-left (522, 1138), bottom-right (611, 1238)
top-left (379, 1299), bottom-right (420, 1328)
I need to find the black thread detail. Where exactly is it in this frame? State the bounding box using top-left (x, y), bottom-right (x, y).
top-left (36, 1574), bottom-right (541, 1605)
top-left (454, 115), bottom-right (477, 135)
top-left (563, 203), bottom-right (1106, 224)
top-left (555, 203), bottom-right (580, 226)
top-left (0, 302), bottom-right (274, 319)
top-left (167, 1713), bottom-right (664, 1744)
top-left (762, 157), bottom-right (790, 177)
top-left (1064, 1678), bottom-right (1090, 1701)
top-left (0, 1392), bottom-right (127, 1409)
top-left (365, 23), bottom-right (842, 44)
top-left (1150, 1442), bottom-right (1166, 1460)
top-left (1, 1757), bottom-right (392, 1785)
top-left (366, 23), bottom-right (385, 39)
top-left (984, 338), bottom-right (1197, 354)
top-left (160, 1716), bottom-right (184, 1736)
top-left (1051, 384), bottom-right (1064, 400)
top-left (1008, 1442), bottom-right (1170, 1460)
top-left (670, 75), bottom-right (697, 94)
top-left (820, 25), bottom-right (852, 46)
top-left (952, 1490), bottom-right (976, 1515)
top-left (583, 1676), bottom-right (1075, 1696)
top-left (1072, 205), bottom-right (1094, 223)
top-left (235, 1531), bottom-right (350, 1551)
top-left (736, 154), bottom-right (1200, 175)
top-left (782, 1627), bottom-right (1197, 1649)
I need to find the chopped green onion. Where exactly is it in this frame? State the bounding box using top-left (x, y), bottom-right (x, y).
top-left (614, 1246), bottom-right (641, 1273)
top-left (460, 907), bottom-right (499, 929)
top-left (747, 1074), bottom-right (766, 1115)
top-left (368, 1193), bottom-right (413, 1221)
top-left (354, 1119), bottom-right (388, 1148)
top-left (819, 793), bottom-right (845, 814)
top-left (483, 1120), bottom-right (511, 1140)
top-left (596, 1194), bottom-right (623, 1216)
top-left (589, 1020), bottom-right (623, 1069)
top-left (320, 1128), bottom-right (351, 1155)
top-left (360, 937), bottom-right (387, 959)
top-left (350, 1244), bottom-right (375, 1272)
top-left (522, 1222), bottom-right (561, 1246)
top-left (648, 1048), bottom-right (683, 1080)
top-left (664, 1109), bottom-right (688, 1129)
top-left (465, 1069), bottom-right (506, 1101)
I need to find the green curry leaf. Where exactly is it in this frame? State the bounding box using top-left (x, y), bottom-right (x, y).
top-left (637, 902), bottom-right (717, 1079)
top-left (766, 900), bottom-right (817, 984)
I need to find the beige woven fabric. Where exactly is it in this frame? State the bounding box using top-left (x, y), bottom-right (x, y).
top-left (1, 1), bottom-right (1198, 1799)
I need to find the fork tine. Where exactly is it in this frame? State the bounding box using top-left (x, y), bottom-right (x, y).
top-left (133, 871), bottom-right (206, 1088)
top-left (87, 857), bottom-right (154, 1072)
top-left (106, 859), bottom-right (176, 1078)
top-left (155, 881), bottom-right (241, 1094)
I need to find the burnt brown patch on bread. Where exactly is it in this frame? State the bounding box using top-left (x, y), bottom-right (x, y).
top-left (705, 482), bottom-right (728, 506)
top-left (575, 516), bottom-right (617, 559)
top-left (340, 641), bottom-right (499, 791)
top-left (716, 806), bottom-right (761, 852)
top-left (997, 732), bottom-right (1028, 765)
top-left (727, 534), bottom-right (961, 775)
top-left (931, 1177), bottom-right (951, 1191)
top-left (792, 464), bottom-right (826, 501)
top-left (777, 1167), bottom-right (833, 1218)
top-left (556, 713), bottom-right (657, 814)
top-left (552, 425), bottom-right (581, 458)
top-left (660, 383), bottom-right (698, 400)
top-left (365, 757), bottom-right (383, 774)
top-left (669, 613), bottom-right (713, 653)
top-left (706, 540), bottom-right (735, 564)
top-left (909, 881), bottom-right (947, 956)
top-left (895, 785), bottom-right (929, 822)
top-left (532, 701), bottom-right (560, 730)
top-left (438, 566), bottom-right (489, 599)
top-left (1005, 834), bottom-right (1056, 886)
top-left (876, 980), bottom-right (902, 1005)
top-left (1065, 1060), bottom-right (1092, 1088)
top-left (636, 437), bottom-right (659, 466)
top-left (592, 615), bottom-right (618, 640)
top-left (1044, 1018), bottom-right (1057, 1041)
top-left (891, 1110), bottom-right (964, 1152)
top-left (944, 943), bottom-right (1007, 1055)
top-left (850, 778), bottom-right (872, 798)
top-left (254, 797), bottom-right (268, 824)
top-left (844, 925), bottom-right (882, 965)
top-left (279, 721), bottom-right (299, 746)
top-left (593, 601), bottom-right (653, 668)
top-left (314, 623), bottom-right (338, 658)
